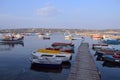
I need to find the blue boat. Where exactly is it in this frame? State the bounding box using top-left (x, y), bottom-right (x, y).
top-left (103, 55), bottom-right (120, 63)
top-left (102, 39), bottom-right (120, 44)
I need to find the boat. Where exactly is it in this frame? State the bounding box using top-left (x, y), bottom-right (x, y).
top-left (95, 49), bottom-right (120, 56)
top-left (65, 35), bottom-right (73, 40)
top-left (0, 34), bottom-right (24, 43)
top-left (0, 37), bottom-right (24, 43)
top-left (46, 45), bottom-right (74, 53)
top-left (51, 42), bottom-right (74, 47)
top-left (64, 31), bottom-right (73, 40)
top-left (91, 34), bottom-right (102, 39)
top-left (102, 38), bottom-right (120, 44)
top-left (102, 61), bottom-right (120, 68)
top-left (103, 55), bottom-right (120, 63)
top-left (92, 43), bottom-right (108, 50)
top-left (31, 49), bottom-right (72, 64)
top-left (43, 35), bottom-right (50, 39)
top-left (31, 58), bottom-right (62, 68)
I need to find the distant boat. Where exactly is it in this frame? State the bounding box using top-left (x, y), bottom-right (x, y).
top-left (91, 34), bottom-right (102, 39)
top-left (0, 37), bottom-right (24, 43)
top-left (102, 39), bottom-right (120, 44)
top-left (43, 35), bottom-right (50, 39)
top-left (64, 31), bottom-right (73, 40)
top-left (51, 42), bottom-right (74, 47)
top-left (0, 34), bottom-right (24, 43)
top-left (92, 43), bottom-right (108, 50)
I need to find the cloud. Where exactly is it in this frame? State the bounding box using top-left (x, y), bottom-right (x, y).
top-left (37, 4), bottom-right (61, 17)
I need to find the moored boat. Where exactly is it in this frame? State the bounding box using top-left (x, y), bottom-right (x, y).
top-left (103, 55), bottom-right (120, 63)
top-left (0, 34), bottom-right (24, 43)
top-left (31, 58), bottom-right (62, 68)
top-left (46, 45), bottom-right (74, 53)
top-left (95, 49), bottom-right (120, 56)
top-left (51, 42), bottom-right (74, 47)
top-left (102, 61), bottom-right (120, 68)
top-left (102, 39), bottom-right (120, 44)
top-left (31, 49), bottom-right (72, 64)
top-left (0, 37), bottom-right (24, 43)
top-left (92, 43), bottom-right (108, 50)
top-left (43, 35), bottom-right (50, 39)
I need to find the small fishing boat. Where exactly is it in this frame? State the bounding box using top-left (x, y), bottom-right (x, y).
top-left (95, 49), bottom-right (120, 56)
top-left (92, 34), bottom-right (102, 38)
top-left (51, 42), bottom-right (74, 47)
top-left (31, 58), bottom-right (62, 68)
top-left (0, 37), bottom-right (24, 43)
top-left (103, 55), bottom-right (120, 63)
top-left (31, 49), bottom-right (72, 65)
top-left (0, 34), bottom-right (24, 43)
top-left (64, 31), bottom-right (73, 40)
top-left (65, 35), bottom-right (73, 40)
top-left (102, 61), bottom-right (120, 68)
top-left (46, 45), bottom-right (74, 53)
top-left (92, 43), bottom-right (108, 50)
top-left (102, 39), bottom-right (120, 44)
top-left (43, 35), bottom-right (50, 39)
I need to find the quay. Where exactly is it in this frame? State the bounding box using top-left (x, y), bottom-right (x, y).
top-left (67, 43), bottom-right (101, 80)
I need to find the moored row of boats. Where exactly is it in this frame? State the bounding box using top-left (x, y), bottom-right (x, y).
top-left (93, 43), bottom-right (120, 64)
top-left (30, 42), bottom-right (74, 68)
top-left (0, 32), bottom-right (76, 68)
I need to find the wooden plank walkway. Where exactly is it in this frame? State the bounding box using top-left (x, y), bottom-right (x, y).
top-left (67, 43), bottom-right (101, 80)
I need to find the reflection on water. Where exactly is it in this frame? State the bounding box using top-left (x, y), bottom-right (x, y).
top-left (0, 34), bottom-right (82, 80)
top-left (0, 42), bottom-right (24, 51)
top-left (61, 62), bottom-right (71, 69)
top-left (31, 63), bottom-right (62, 73)
top-left (90, 37), bottom-right (120, 80)
top-left (30, 62), bottom-right (71, 73)
top-left (102, 61), bottom-right (120, 68)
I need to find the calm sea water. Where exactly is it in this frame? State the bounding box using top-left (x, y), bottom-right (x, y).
top-left (88, 38), bottom-right (120, 80)
top-left (0, 33), bottom-right (120, 80)
top-left (0, 33), bottom-right (81, 80)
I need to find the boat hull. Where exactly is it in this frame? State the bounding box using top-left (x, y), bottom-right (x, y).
top-left (103, 55), bottom-right (120, 63)
top-left (0, 37), bottom-right (24, 43)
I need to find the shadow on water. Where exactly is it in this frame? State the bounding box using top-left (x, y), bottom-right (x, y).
top-left (30, 62), bottom-right (71, 73)
top-left (102, 61), bottom-right (120, 68)
top-left (0, 42), bottom-right (24, 51)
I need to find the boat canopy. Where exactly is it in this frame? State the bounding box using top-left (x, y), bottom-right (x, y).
top-left (37, 49), bottom-right (60, 54)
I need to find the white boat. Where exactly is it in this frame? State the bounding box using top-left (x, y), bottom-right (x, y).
top-left (65, 35), bottom-right (73, 40)
top-left (31, 58), bottom-right (62, 67)
top-left (0, 34), bottom-right (24, 43)
top-left (92, 44), bottom-right (109, 50)
top-left (31, 49), bottom-right (72, 63)
top-left (64, 31), bottom-right (73, 40)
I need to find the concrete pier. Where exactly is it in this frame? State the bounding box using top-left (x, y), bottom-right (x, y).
top-left (67, 43), bottom-right (100, 80)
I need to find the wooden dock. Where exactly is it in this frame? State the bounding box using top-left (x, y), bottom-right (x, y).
top-left (67, 43), bottom-right (101, 80)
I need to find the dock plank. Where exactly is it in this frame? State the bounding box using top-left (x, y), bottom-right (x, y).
top-left (67, 43), bottom-right (100, 80)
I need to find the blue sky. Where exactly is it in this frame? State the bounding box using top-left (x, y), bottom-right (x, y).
top-left (0, 0), bottom-right (120, 29)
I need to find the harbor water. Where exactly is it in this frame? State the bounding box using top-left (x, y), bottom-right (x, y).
top-left (0, 33), bottom-right (120, 80)
top-left (0, 33), bottom-right (81, 80)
